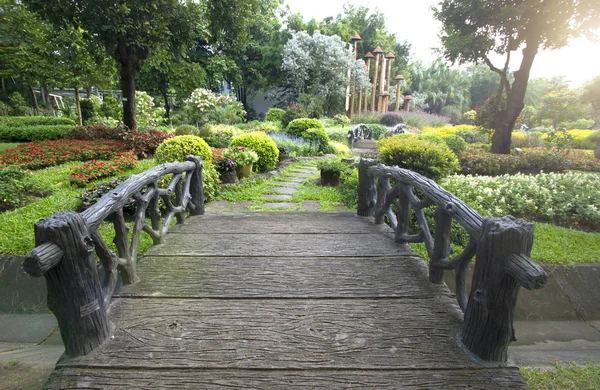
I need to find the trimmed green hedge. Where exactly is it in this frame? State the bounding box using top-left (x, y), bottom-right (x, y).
top-left (0, 116), bottom-right (76, 127)
top-left (0, 125), bottom-right (73, 142)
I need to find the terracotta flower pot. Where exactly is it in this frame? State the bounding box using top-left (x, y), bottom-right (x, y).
top-left (236, 163), bottom-right (253, 178)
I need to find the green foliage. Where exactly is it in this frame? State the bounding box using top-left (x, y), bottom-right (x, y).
top-left (221, 146), bottom-right (259, 167)
top-left (457, 129), bottom-right (488, 144)
top-left (7, 92), bottom-right (32, 116)
top-left (265, 108), bottom-right (285, 122)
top-left (441, 134), bottom-right (467, 154)
top-left (377, 137), bottom-right (459, 181)
top-left (566, 118), bottom-right (595, 130)
top-left (229, 132), bottom-right (279, 172)
top-left (267, 132), bottom-right (319, 157)
top-left (183, 88), bottom-right (246, 127)
top-left (235, 121), bottom-right (280, 133)
top-left (521, 361), bottom-right (600, 389)
top-left (0, 116), bottom-right (76, 127)
top-left (325, 127), bottom-right (349, 143)
top-left (174, 124), bottom-right (198, 136)
top-left (538, 88), bottom-right (586, 130)
top-left (0, 125), bottom-right (72, 142)
top-left (587, 130), bottom-right (600, 142)
top-left (369, 124), bottom-right (388, 140)
top-left (352, 112), bottom-right (383, 125)
top-left (99, 95), bottom-right (121, 119)
top-left (286, 118), bottom-right (324, 136)
top-left (154, 135), bottom-right (212, 164)
top-left (328, 141), bottom-right (352, 156)
top-left (333, 114), bottom-right (351, 126)
top-left (303, 128), bottom-right (331, 153)
top-left (281, 106), bottom-right (305, 128)
top-left (380, 113), bottom-right (404, 126)
top-left (317, 158), bottom-right (348, 174)
top-left (79, 98), bottom-right (97, 124)
top-left (0, 165), bottom-right (40, 211)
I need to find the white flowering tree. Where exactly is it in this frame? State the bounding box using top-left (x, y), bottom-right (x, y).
top-left (183, 88), bottom-right (246, 127)
top-left (281, 31), bottom-right (353, 115)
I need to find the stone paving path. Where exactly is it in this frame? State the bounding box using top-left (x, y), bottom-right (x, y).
top-left (206, 163), bottom-right (342, 212)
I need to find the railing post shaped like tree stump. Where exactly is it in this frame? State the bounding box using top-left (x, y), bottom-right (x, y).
top-left (185, 155), bottom-right (204, 216)
top-left (461, 216), bottom-right (547, 362)
top-left (23, 211), bottom-right (109, 357)
top-left (357, 159), bottom-right (377, 217)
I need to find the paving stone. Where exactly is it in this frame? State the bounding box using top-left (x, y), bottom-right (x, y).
top-left (231, 201), bottom-right (252, 211)
top-left (302, 200), bottom-right (321, 211)
top-left (262, 194), bottom-right (293, 201)
top-left (269, 187), bottom-right (296, 195)
top-left (272, 181), bottom-right (301, 188)
top-left (280, 177), bottom-right (305, 183)
top-left (260, 202), bottom-right (299, 209)
top-left (205, 200), bottom-right (230, 212)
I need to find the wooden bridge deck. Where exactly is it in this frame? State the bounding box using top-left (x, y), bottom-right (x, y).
top-left (45, 212), bottom-right (527, 389)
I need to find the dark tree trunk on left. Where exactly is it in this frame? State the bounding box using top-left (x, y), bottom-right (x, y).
top-left (115, 38), bottom-right (146, 130)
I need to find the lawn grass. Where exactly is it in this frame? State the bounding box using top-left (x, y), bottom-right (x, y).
top-left (0, 142), bottom-right (22, 152)
top-left (520, 361), bottom-right (600, 389)
top-left (410, 222), bottom-right (600, 265)
top-left (0, 159), bottom-right (156, 255)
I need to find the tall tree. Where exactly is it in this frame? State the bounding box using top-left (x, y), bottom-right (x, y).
top-left (24, 0), bottom-right (199, 129)
top-left (582, 75), bottom-right (600, 125)
top-left (467, 65), bottom-right (500, 108)
top-left (409, 60), bottom-right (471, 114)
top-left (435, 0), bottom-right (600, 153)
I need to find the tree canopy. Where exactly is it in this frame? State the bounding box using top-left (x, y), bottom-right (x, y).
top-left (435, 0), bottom-right (600, 153)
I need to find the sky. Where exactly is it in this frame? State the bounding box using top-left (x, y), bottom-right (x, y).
top-left (283, 0), bottom-right (600, 87)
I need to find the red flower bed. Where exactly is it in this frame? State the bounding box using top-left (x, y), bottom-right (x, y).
top-left (211, 148), bottom-right (225, 161)
top-left (69, 151), bottom-right (138, 187)
top-left (66, 125), bottom-right (173, 158)
top-left (0, 139), bottom-right (128, 169)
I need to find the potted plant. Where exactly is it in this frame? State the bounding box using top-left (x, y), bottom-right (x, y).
top-left (317, 158), bottom-right (347, 186)
top-left (221, 146), bottom-right (259, 178)
top-left (214, 157), bottom-right (238, 183)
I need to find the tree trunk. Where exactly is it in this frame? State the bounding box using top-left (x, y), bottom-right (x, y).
top-left (490, 43), bottom-right (538, 154)
top-left (120, 61), bottom-right (138, 129)
top-left (163, 92), bottom-right (171, 119)
top-left (1, 77), bottom-right (4, 90)
top-left (594, 141), bottom-right (600, 160)
top-left (75, 86), bottom-right (83, 126)
top-left (86, 86), bottom-right (91, 98)
top-left (31, 87), bottom-right (39, 114)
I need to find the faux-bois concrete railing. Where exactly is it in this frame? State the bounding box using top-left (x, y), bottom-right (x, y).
top-left (23, 155), bottom-right (204, 357)
top-left (357, 158), bottom-right (548, 362)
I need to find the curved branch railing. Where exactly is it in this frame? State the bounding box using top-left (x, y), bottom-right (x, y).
top-left (22, 155), bottom-right (204, 357)
top-left (357, 158), bottom-right (547, 362)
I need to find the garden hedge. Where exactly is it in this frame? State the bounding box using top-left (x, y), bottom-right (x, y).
top-left (0, 125), bottom-right (73, 142)
top-left (0, 116), bottom-right (76, 127)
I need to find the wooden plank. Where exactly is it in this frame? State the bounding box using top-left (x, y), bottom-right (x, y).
top-left (57, 298), bottom-right (491, 370)
top-left (146, 233), bottom-right (408, 257)
top-left (116, 256), bottom-right (451, 299)
top-left (169, 212), bottom-right (386, 234)
top-left (45, 367), bottom-right (527, 389)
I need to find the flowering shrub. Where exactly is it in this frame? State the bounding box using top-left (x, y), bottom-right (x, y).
top-left (214, 157), bottom-right (236, 172)
top-left (212, 148), bottom-right (225, 161)
top-left (380, 113), bottom-right (404, 126)
top-left (442, 171), bottom-right (600, 229)
top-left (69, 151), bottom-right (138, 187)
top-left (267, 132), bottom-right (319, 157)
top-left (229, 132), bottom-right (279, 172)
top-left (135, 91), bottom-right (166, 128)
top-left (221, 146), bottom-right (259, 167)
top-left (0, 139), bottom-right (126, 169)
top-left (66, 125), bottom-right (173, 158)
top-left (183, 88), bottom-right (246, 126)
